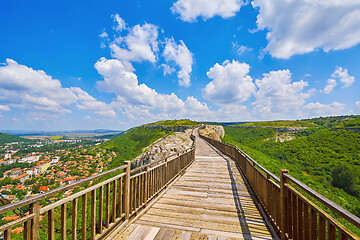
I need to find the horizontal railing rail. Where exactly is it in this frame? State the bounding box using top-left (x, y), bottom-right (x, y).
top-left (200, 133), bottom-right (360, 240)
top-left (0, 131), bottom-right (197, 239)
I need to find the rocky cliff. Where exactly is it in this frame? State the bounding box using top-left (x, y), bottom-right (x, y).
top-left (131, 128), bottom-right (193, 168)
top-left (199, 125), bottom-right (225, 141)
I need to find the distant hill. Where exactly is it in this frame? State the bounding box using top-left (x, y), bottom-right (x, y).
top-left (334, 117), bottom-right (360, 128)
top-left (201, 121), bottom-right (248, 127)
top-left (0, 133), bottom-right (32, 145)
top-left (234, 120), bottom-right (317, 128)
top-left (227, 115), bottom-right (360, 129)
top-left (148, 119), bottom-right (200, 127)
top-left (306, 115), bottom-right (360, 128)
top-left (0, 129), bottom-right (123, 137)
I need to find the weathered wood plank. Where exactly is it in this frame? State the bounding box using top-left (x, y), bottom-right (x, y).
top-left (81, 193), bottom-right (87, 240)
top-left (114, 134), bottom-right (273, 240)
top-left (61, 203), bottom-right (67, 240)
top-left (72, 198), bottom-right (78, 240)
top-left (48, 208), bottom-right (55, 240)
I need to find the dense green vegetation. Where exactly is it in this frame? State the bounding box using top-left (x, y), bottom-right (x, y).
top-left (0, 133), bottom-right (32, 145)
top-left (235, 120), bottom-right (317, 127)
top-left (211, 115), bottom-right (360, 129)
top-left (336, 117), bottom-right (360, 128)
top-left (150, 119), bottom-right (199, 126)
top-left (222, 124), bottom-right (360, 235)
top-left (99, 126), bottom-right (168, 167)
top-left (307, 115), bottom-right (360, 128)
top-left (201, 121), bottom-right (247, 126)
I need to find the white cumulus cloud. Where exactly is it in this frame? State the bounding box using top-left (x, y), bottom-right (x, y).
top-left (252, 0), bottom-right (360, 58)
top-left (95, 57), bottom-right (211, 120)
top-left (99, 31), bottom-right (108, 38)
top-left (110, 18), bottom-right (159, 65)
top-left (171, 0), bottom-right (245, 22)
top-left (163, 38), bottom-right (193, 87)
top-left (112, 13), bottom-right (126, 31)
top-left (321, 79), bottom-right (337, 94)
top-left (253, 69), bottom-right (311, 118)
top-left (203, 60), bottom-right (256, 105)
top-left (0, 59), bottom-right (114, 118)
top-left (161, 64), bottom-right (176, 75)
top-left (232, 42), bottom-right (253, 56)
top-left (71, 87), bottom-right (116, 118)
top-left (303, 102), bottom-right (345, 117)
top-left (331, 66), bottom-right (355, 88)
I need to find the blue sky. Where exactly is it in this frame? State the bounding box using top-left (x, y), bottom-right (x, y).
top-left (0, 0), bottom-right (360, 131)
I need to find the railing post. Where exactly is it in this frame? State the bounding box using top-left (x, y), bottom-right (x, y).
top-left (145, 165), bottom-right (149, 205)
top-left (30, 201), bottom-right (40, 240)
top-left (164, 157), bottom-right (168, 187)
top-left (266, 173), bottom-right (271, 209)
top-left (124, 161), bottom-right (131, 220)
top-left (4, 229), bottom-right (11, 240)
top-left (252, 161), bottom-right (257, 192)
top-left (280, 169), bottom-right (289, 240)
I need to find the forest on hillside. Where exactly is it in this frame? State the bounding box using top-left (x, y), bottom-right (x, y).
top-left (98, 126), bottom-right (169, 168)
top-left (222, 117), bottom-right (360, 235)
top-left (149, 119), bottom-right (199, 127)
top-left (0, 133), bottom-right (32, 145)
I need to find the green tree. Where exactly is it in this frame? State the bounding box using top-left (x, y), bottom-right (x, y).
top-left (331, 164), bottom-right (359, 196)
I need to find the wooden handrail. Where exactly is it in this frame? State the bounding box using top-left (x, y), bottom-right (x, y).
top-left (200, 132), bottom-right (360, 239)
top-left (200, 134), bottom-right (280, 182)
top-left (0, 130), bottom-right (197, 239)
top-left (0, 164), bottom-right (127, 215)
top-left (284, 173), bottom-right (360, 229)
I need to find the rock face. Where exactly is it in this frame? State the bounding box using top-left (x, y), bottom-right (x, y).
top-left (131, 129), bottom-right (193, 168)
top-left (200, 125), bottom-right (225, 141)
top-left (332, 127), bottom-right (360, 132)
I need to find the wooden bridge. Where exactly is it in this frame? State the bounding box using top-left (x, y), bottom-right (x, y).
top-left (0, 127), bottom-right (359, 240)
top-left (111, 129), bottom-right (274, 239)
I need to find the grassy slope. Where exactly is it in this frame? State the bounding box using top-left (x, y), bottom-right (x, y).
top-left (149, 119), bottom-right (199, 126)
top-left (99, 126), bottom-right (168, 167)
top-left (0, 133), bottom-right (32, 145)
top-left (222, 126), bottom-right (360, 236)
top-left (235, 120), bottom-right (317, 128)
top-left (308, 115), bottom-right (360, 128)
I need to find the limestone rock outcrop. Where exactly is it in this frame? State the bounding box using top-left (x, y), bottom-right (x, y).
top-left (199, 125), bottom-right (225, 141)
top-left (132, 129), bottom-right (193, 168)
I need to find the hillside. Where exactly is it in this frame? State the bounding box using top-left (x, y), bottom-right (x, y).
top-left (335, 117), bottom-right (360, 128)
top-left (0, 133), bottom-right (32, 145)
top-left (98, 119), bottom-right (199, 168)
top-left (307, 115), bottom-right (360, 128)
top-left (236, 120), bottom-right (317, 128)
top-left (98, 126), bottom-right (168, 168)
top-left (149, 119), bottom-right (199, 126)
top-left (229, 115), bottom-right (360, 129)
top-left (222, 118), bottom-right (360, 235)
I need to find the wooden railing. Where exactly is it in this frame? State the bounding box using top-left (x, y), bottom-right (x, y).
top-left (200, 134), bottom-right (360, 240)
top-left (0, 140), bottom-right (195, 239)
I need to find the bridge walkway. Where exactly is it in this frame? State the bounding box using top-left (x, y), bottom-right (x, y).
top-left (113, 133), bottom-right (274, 240)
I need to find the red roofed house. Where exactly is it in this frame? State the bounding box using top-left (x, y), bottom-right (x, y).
top-left (57, 171), bottom-right (66, 177)
top-left (12, 173), bottom-right (29, 183)
top-left (39, 186), bottom-right (49, 193)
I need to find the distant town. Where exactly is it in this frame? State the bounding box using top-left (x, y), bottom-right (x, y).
top-left (0, 135), bottom-right (116, 214)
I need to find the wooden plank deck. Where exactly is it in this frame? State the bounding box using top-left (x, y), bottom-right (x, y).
top-left (113, 133), bottom-right (274, 240)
